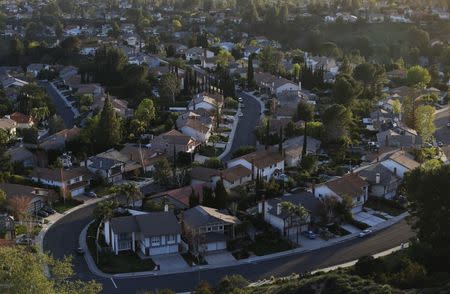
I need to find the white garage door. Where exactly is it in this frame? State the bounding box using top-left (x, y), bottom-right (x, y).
top-left (206, 241), bottom-right (226, 252)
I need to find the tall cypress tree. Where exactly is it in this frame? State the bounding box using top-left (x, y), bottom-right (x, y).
top-left (96, 95), bottom-right (122, 151)
top-left (247, 54), bottom-right (255, 88)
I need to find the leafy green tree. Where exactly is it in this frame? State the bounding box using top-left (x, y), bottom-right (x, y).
top-left (135, 98), bottom-right (156, 125)
top-left (405, 164), bottom-right (450, 271)
top-left (402, 96), bottom-right (416, 129)
top-left (292, 63), bottom-right (301, 82)
top-left (408, 26), bottom-right (430, 52)
top-left (204, 157), bottom-right (224, 169)
top-left (116, 183), bottom-right (142, 208)
top-left (216, 49), bottom-right (233, 68)
top-left (172, 19), bottom-right (182, 31)
top-left (9, 38), bottom-right (24, 64)
top-left (160, 73), bottom-right (180, 105)
top-left (259, 46), bottom-right (284, 74)
top-left (0, 246), bottom-right (102, 294)
top-left (154, 158), bottom-right (172, 186)
top-left (322, 104), bottom-right (352, 143)
top-left (0, 188), bottom-right (6, 209)
top-left (215, 275), bottom-right (249, 294)
top-left (189, 188), bottom-right (200, 208)
top-left (232, 146), bottom-right (257, 159)
top-left (406, 66), bottom-right (431, 88)
top-left (60, 36), bottom-right (81, 56)
top-left (415, 105), bottom-right (436, 143)
top-left (93, 46), bottom-right (128, 86)
top-left (202, 187), bottom-right (214, 207)
top-left (30, 106), bottom-right (50, 124)
top-left (95, 96), bottom-right (122, 151)
top-left (333, 74), bottom-right (362, 106)
top-left (194, 281), bottom-right (213, 294)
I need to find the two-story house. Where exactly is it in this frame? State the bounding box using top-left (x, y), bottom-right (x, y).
top-left (227, 150), bottom-right (284, 181)
top-left (313, 173), bottom-right (369, 214)
top-left (182, 205), bottom-right (240, 253)
top-left (151, 129), bottom-right (198, 154)
top-left (188, 92), bottom-right (224, 112)
top-left (84, 155), bottom-right (125, 184)
top-left (258, 192), bottom-right (321, 242)
top-left (0, 183), bottom-right (57, 214)
top-left (29, 167), bottom-right (91, 197)
top-left (380, 151), bottom-right (420, 179)
top-left (357, 163), bottom-right (402, 200)
top-left (185, 47), bottom-right (214, 62)
top-left (104, 210), bottom-right (181, 256)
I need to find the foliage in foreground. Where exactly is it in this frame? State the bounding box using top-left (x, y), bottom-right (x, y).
top-left (0, 246), bottom-right (102, 294)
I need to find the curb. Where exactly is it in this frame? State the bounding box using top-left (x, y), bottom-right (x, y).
top-left (80, 210), bottom-right (409, 279)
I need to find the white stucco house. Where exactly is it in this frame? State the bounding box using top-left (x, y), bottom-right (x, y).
top-left (227, 150), bottom-right (284, 180)
top-left (29, 167), bottom-right (91, 197)
top-left (104, 210), bottom-right (181, 256)
top-left (313, 173), bottom-right (369, 214)
top-left (380, 151), bottom-right (420, 179)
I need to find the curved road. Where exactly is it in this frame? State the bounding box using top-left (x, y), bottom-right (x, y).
top-left (43, 203), bottom-right (414, 293)
top-left (222, 92), bottom-right (261, 161)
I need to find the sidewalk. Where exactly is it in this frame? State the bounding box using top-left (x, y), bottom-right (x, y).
top-left (218, 107), bottom-right (240, 160)
top-left (80, 210), bottom-right (409, 279)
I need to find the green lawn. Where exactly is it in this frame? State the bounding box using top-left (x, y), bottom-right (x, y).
top-left (87, 221), bottom-right (155, 273)
top-left (249, 233), bottom-right (293, 256)
top-left (53, 198), bottom-right (84, 213)
top-left (364, 198), bottom-right (405, 217)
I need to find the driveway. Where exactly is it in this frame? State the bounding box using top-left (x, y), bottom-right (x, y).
top-left (222, 91), bottom-right (261, 161)
top-left (204, 251), bottom-right (236, 265)
top-left (152, 253), bottom-right (189, 272)
top-left (39, 81), bottom-right (76, 128)
top-left (354, 212), bottom-right (386, 227)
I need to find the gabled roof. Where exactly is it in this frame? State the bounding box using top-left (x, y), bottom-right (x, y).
top-left (387, 151), bottom-right (420, 171)
top-left (358, 163), bottom-right (400, 186)
top-left (153, 129), bottom-right (195, 146)
top-left (230, 149), bottom-right (284, 169)
top-left (29, 167), bottom-right (91, 182)
top-left (183, 205), bottom-right (240, 228)
top-left (151, 184), bottom-right (205, 208)
top-left (323, 173), bottom-right (368, 198)
top-left (110, 212), bottom-right (181, 236)
top-left (219, 165), bottom-right (252, 183)
top-left (267, 192), bottom-right (320, 219)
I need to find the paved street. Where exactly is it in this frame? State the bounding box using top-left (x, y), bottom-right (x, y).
top-left (43, 203), bottom-right (414, 293)
top-left (39, 81), bottom-right (76, 128)
top-left (222, 91), bottom-right (262, 161)
top-left (435, 106), bottom-right (450, 145)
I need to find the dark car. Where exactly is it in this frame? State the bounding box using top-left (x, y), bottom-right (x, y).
top-left (36, 210), bottom-right (49, 218)
top-left (41, 206), bottom-right (56, 215)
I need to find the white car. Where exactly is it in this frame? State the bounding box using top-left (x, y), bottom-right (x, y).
top-left (358, 229), bottom-right (373, 238)
top-left (238, 112), bottom-right (244, 117)
top-left (238, 97), bottom-right (243, 103)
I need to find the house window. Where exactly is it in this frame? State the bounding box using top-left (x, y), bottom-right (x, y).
top-left (167, 235), bottom-right (176, 244)
top-left (357, 196), bottom-right (361, 202)
top-left (151, 236), bottom-right (160, 246)
top-left (219, 225), bottom-right (223, 230)
top-left (208, 227), bottom-right (212, 232)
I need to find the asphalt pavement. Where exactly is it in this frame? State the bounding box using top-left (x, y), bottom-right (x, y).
top-left (43, 202), bottom-right (414, 294)
top-left (222, 92), bottom-right (261, 161)
top-left (39, 81), bottom-right (76, 128)
top-left (435, 106), bottom-right (450, 145)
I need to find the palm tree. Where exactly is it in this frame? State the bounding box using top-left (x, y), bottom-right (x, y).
top-left (281, 201), bottom-right (309, 245)
top-left (93, 200), bottom-right (117, 260)
top-left (30, 106), bottom-right (50, 126)
top-left (117, 183), bottom-right (143, 209)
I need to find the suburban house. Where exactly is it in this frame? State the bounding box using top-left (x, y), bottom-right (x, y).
top-left (278, 136), bottom-right (322, 167)
top-left (104, 210), bottom-right (182, 256)
top-left (176, 112), bottom-right (213, 142)
top-left (258, 192), bottom-right (321, 239)
top-left (185, 47), bottom-right (214, 62)
top-left (227, 149), bottom-right (284, 180)
top-left (188, 92), bottom-right (224, 111)
top-left (26, 63), bottom-right (49, 77)
top-left (377, 126), bottom-right (421, 148)
top-left (0, 117), bottom-right (17, 136)
top-left (29, 167), bottom-right (91, 197)
top-left (149, 184), bottom-right (206, 210)
top-left (0, 183), bottom-right (57, 214)
top-left (0, 214), bottom-right (15, 240)
top-left (254, 72), bottom-right (301, 98)
top-left (9, 112), bottom-right (34, 129)
top-left (151, 129), bottom-right (198, 154)
top-left (6, 146), bottom-right (34, 168)
top-left (84, 152), bottom-right (126, 183)
top-left (182, 205), bottom-right (240, 253)
top-left (39, 127), bottom-right (81, 151)
top-left (357, 163), bottom-right (402, 200)
top-left (119, 145), bottom-right (165, 173)
top-left (380, 151), bottom-right (420, 179)
top-left (313, 173), bottom-right (369, 213)
top-left (190, 165), bottom-right (252, 190)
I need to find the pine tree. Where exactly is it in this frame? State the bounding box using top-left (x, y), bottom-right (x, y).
top-left (189, 188), bottom-right (200, 208)
top-left (96, 95), bottom-right (122, 151)
top-left (247, 54), bottom-right (255, 89)
top-left (202, 187), bottom-right (214, 207)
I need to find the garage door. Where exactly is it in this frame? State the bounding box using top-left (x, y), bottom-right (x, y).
top-left (206, 241), bottom-right (226, 252)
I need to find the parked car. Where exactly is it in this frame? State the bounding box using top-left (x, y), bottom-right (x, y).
top-left (358, 229), bottom-right (373, 238)
top-left (447, 122), bottom-right (450, 128)
top-left (15, 235), bottom-right (33, 245)
top-left (41, 206), bottom-right (55, 215)
top-left (302, 230), bottom-right (317, 239)
top-left (438, 141), bottom-right (444, 147)
top-left (85, 191), bottom-right (97, 198)
top-left (238, 97), bottom-right (243, 103)
top-left (36, 210), bottom-right (49, 218)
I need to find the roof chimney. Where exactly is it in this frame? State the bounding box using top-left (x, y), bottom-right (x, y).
top-left (164, 204), bottom-right (169, 212)
top-left (393, 167), bottom-right (397, 176)
top-left (375, 173), bottom-right (380, 184)
top-left (276, 203), bottom-right (282, 215)
top-left (99, 160), bottom-right (102, 168)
